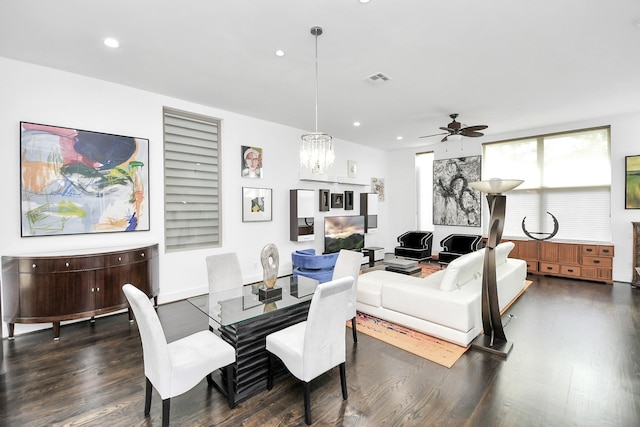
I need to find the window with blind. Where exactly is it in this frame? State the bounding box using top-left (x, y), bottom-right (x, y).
top-left (163, 107), bottom-right (221, 252)
top-left (416, 151), bottom-right (434, 229)
top-left (482, 126), bottom-right (611, 242)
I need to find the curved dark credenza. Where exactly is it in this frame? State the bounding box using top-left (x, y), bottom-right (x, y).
top-left (2, 243), bottom-right (159, 340)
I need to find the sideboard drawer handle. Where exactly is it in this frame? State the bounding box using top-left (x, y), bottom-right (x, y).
top-left (586, 248), bottom-right (593, 252)
top-left (602, 249), bottom-right (610, 254)
top-left (141, 252), bottom-right (145, 257)
top-left (32, 263), bottom-right (37, 269)
top-left (594, 260), bottom-right (600, 264)
top-left (118, 256), bottom-right (122, 262)
top-left (65, 262), bottom-right (70, 267)
top-left (547, 266), bottom-right (553, 270)
top-left (567, 269), bottom-right (574, 273)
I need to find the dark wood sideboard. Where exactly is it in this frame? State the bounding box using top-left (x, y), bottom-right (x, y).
top-left (2, 243), bottom-right (159, 340)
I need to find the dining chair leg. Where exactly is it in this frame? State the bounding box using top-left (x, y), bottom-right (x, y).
top-left (351, 317), bottom-right (358, 343)
top-left (226, 364), bottom-right (235, 408)
top-left (144, 378), bottom-right (153, 416)
top-left (303, 381), bottom-right (312, 425)
top-left (267, 352), bottom-right (274, 390)
top-left (339, 362), bottom-right (348, 400)
top-left (162, 398), bottom-right (170, 427)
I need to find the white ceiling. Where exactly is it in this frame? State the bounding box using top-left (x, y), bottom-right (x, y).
top-left (2, 0), bottom-right (640, 150)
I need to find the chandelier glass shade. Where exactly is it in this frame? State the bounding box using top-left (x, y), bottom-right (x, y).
top-left (301, 26), bottom-right (334, 174)
top-left (300, 132), bottom-right (335, 174)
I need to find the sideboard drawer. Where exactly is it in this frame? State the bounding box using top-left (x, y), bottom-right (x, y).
top-left (582, 256), bottom-right (612, 268)
top-left (539, 262), bottom-right (560, 274)
top-left (560, 265), bottom-right (582, 277)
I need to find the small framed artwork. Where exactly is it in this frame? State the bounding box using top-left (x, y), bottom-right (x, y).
top-left (241, 146), bottom-right (263, 178)
top-left (331, 193), bottom-right (344, 209)
top-left (242, 187), bottom-right (272, 222)
top-left (347, 160), bottom-right (358, 178)
top-left (319, 189), bottom-right (330, 211)
top-left (371, 177), bottom-right (385, 201)
top-left (344, 190), bottom-right (354, 210)
top-left (626, 155), bottom-right (640, 209)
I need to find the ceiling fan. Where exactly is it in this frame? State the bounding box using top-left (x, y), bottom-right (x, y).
top-left (419, 114), bottom-right (488, 142)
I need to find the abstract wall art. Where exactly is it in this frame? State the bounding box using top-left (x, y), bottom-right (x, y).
top-left (242, 187), bottom-right (272, 222)
top-left (626, 155), bottom-right (640, 209)
top-left (433, 155), bottom-right (481, 226)
top-left (20, 122), bottom-right (150, 236)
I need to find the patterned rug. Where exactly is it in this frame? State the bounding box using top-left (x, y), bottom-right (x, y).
top-left (420, 263), bottom-right (443, 277)
top-left (349, 312), bottom-right (468, 368)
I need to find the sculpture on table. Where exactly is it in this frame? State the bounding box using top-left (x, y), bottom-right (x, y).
top-left (261, 243), bottom-right (279, 289)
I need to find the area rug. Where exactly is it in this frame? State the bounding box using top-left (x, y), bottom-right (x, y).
top-left (349, 279), bottom-right (534, 368)
top-left (420, 263), bottom-right (442, 277)
top-left (349, 312), bottom-right (467, 368)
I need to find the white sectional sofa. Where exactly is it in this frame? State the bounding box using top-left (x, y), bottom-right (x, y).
top-left (356, 242), bottom-right (527, 347)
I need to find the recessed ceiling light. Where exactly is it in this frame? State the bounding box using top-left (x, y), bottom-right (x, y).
top-left (275, 49), bottom-right (285, 57)
top-left (353, 121), bottom-right (361, 127)
top-left (104, 38), bottom-right (120, 48)
top-left (397, 136), bottom-right (403, 140)
top-left (359, 0), bottom-right (371, 4)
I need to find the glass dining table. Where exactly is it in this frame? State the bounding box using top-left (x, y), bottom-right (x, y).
top-left (187, 275), bottom-right (319, 405)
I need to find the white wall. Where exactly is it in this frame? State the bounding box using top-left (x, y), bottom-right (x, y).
top-left (388, 113), bottom-right (640, 284)
top-left (0, 57), bottom-right (387, 337)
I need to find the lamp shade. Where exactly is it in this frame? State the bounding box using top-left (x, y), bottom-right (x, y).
top-left (469, 178), bottom-right (523, 194)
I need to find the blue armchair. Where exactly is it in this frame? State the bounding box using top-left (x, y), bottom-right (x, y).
top-left (291, 249), bottom-right (339, 283)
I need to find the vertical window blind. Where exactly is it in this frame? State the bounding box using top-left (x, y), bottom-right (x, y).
top-left (482, 127), bottom-right (611, 242)
top-left (163, 107), bottom-right (221, 252)
top-left (416, 151), bottom-right (434, 230)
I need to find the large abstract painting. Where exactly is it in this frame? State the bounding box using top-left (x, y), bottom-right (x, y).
top-left (433, 155), bottom-right (481, 226)
top-left (20, 122), bottom-right (150, 236)
top-left (626, 155), bottom-right (640, 209)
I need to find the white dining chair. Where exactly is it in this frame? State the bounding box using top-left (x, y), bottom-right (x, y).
top-left (206, 252), bottom-right (243, 329)
top-left (122, 284), bottom-right (236, 427)
top-left (265, 276), bottom-right (354, 425)
top-left (332, 249), bottom-right (363, 343)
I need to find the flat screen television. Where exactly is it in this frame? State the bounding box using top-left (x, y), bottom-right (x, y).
top-left (324, 215), bottom-right (365, 254)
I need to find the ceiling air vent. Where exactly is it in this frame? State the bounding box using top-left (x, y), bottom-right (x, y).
top-left (364, 72), bottom-right (391, 84)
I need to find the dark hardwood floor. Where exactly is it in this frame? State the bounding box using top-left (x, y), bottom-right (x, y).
top-left (1, 275), bottom-right (639, 427)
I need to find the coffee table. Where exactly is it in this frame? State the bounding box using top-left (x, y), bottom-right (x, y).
top-left (383, 258), bottom-right (422, 275)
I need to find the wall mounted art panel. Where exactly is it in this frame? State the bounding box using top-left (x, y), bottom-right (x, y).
top-left (433, 155), bottom-right (481, 226)
top-left (20, 122), bottom-right (150, 237)
top-left (626, 155), bottom-right (640, 209)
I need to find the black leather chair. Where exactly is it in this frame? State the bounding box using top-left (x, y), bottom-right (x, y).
top-left (438, 234), bottom-right (483, 264)
top-left (394, 231), bottom-right (433, 261)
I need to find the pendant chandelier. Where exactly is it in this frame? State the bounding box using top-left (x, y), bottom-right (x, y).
top-left (300, 26), bottom-right (335, 175)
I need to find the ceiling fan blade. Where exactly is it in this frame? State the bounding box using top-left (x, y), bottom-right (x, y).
top-left (461, 125), bottom-right (488, 132)
top-left (419, 132), bottom-right (448, 139)
top-left (439, 126), bottom-right (454, 132)
top-left (441, 135), bottom-right (449, 142)
top-left (460, 130), bottom-right (485, 138)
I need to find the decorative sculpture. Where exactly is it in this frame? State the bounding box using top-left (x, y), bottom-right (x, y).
top-left (468, 178), bottom-right (523, 358)
top-left (522, 212), bottom-right (559, 241)
top-left (261, 243), bottom-right (279, 289)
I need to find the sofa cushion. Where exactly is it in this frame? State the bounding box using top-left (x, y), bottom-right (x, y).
top-left (439, 249), bottom-right (485, 292)
top-left (494, 241), bottom-right (515, 266)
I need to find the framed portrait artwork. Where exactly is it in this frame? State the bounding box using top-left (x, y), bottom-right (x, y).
top-left (242, 187), bottom-right (272, 222)
top-left (331, 193), bottom-right (344, 209)
top-left (241, 145), bottom-right (263, 178)
top-left (626, 155), bottom-right (640, 209)
top-left (20, 121), bottom-right (150, 237)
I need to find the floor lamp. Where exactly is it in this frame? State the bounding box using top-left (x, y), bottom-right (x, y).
top-left (469, 178), bottom-right (523, 358)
